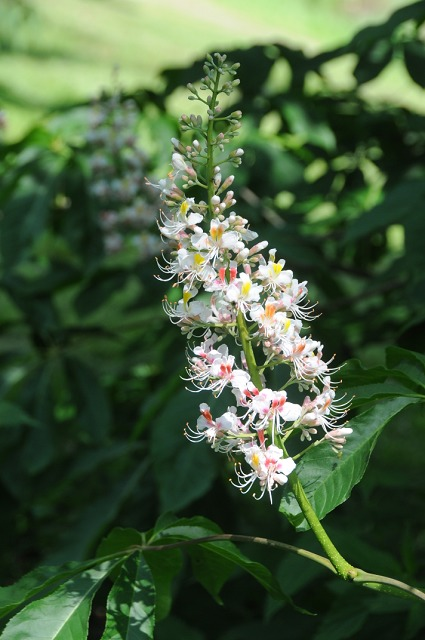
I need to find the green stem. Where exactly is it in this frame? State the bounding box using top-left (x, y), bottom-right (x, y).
top-left (236, 311), bottom-right (263, 389)
top-left (288, 472), bottom-right (356, 579)
top-left (142, 534), bottom-right (425, 603)
top-left (206, 71), bottom-right (222, 218)
top-left (144, 533), bottom-right (335, 573)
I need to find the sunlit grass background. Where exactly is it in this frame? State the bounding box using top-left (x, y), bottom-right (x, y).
top-left (0, 0), bottom-right (420, 140)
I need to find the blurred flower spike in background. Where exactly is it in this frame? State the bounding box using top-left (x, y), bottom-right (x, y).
top-left (86, 77), bottom-right (161, 260)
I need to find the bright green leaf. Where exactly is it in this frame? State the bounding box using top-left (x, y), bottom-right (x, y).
top-left (0, 560), bottom-right (122, 640)
top-left (0, 559), bottom-right (108, 620)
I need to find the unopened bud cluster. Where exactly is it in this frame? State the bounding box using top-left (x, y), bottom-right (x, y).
top-left (154, 54), bottom-right (351, 502)
top-left (86, 86), bottom-right (161, 259)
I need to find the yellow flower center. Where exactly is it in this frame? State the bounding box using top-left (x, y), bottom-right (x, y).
top-left (180, 200), bottom-right (190, 215)
top-left (210, 223), bottom-right (224, 243)
top-left (271, 262), bottom-right (283, 276)
top-left (194, 253), bottom-right (205, 266)
top-left (251, 453), bottom-right (260, 468)
top-left (241, 279), bottom-right (252, 297)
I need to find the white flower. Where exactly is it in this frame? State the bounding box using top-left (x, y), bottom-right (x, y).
top-left (234, 443), bottom-right (296, 502)
top-left (191, 219), bottom-right (244, 265)
top-left (225, 272), bottom-right (262, 313)
top-left (159, 199), bottom-right (203, 239)
top-left (185, 404), bottom-right (243, 452)
top-left (256, 258), bottom-right (293, 292)
top-left (249, 299), bottom-right (291, 338)
top-left (247, 388), bottom-right (301, 435)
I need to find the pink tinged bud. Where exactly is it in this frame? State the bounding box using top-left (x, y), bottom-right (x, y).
top-left (249, 241), bottom-right (269, 256)
top-left (221, 176), bottom-right (235, 191)
top-left (325, 427), bottom-right (353, 449)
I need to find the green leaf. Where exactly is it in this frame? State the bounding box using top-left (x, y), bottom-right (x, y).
top-left (280, 396), bottom-right (418, 531)
top-left (74, 269), bottom-right (129, 317)
top-left (342, 180), bottom-right (425, 244)
top-left (312, 588), bottom-right (370, 640)
top-left (46, 462), bottom-right (149, 564)
top-left (63, 355), bottom-right (112, 441)
top-left (97, 528), bottom-right (143, 560)
top-left (340, 359), bottom-right (423, 406)
top-left (150, 390), bottom-right (217, 512)
top-left (0, 402), bottom-right (39, 428)
top-left (101, 552), bottom-right (155, 640)
top-left (282, 100), bottom-right (336, 151)
top-left (404, 40), bottom-right (425, 88)
top-left (0, 560), bottom-right (122, 639)
top-left (155, 615), bottom-right (205, 640)
top-left (186, 544), bottom-right (235, 605)
top-left (143, 548), bottom-right (182, 622)
top-left (353, 39), bottom-right (393, 84)
top-left (386, 346), bottom-right (425, 391)
top-left (0, 559), bottom-right (108, 620)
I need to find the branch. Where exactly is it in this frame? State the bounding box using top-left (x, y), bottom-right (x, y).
top-left (143, 533), bottom-right (425, 604)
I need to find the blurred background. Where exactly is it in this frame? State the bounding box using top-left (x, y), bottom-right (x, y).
top-left (0, 1), bottom-right (425, 638)
top-left (1, 0), bottom-right (422, 139)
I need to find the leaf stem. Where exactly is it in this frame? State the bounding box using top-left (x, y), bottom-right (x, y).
top-left (141, 534), bottom-right (425, 603)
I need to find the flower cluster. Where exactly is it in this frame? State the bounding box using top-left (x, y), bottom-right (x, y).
top-left (155, 54), bottom-right (351, 501)
top-left (86, 83), bottom-right (161, 259)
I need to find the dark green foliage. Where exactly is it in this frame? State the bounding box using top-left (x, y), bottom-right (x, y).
top-left (1, 2), bottom-right (425, 638)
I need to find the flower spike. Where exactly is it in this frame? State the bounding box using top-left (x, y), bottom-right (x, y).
top-left (154, 53), bottom-right (351, 501)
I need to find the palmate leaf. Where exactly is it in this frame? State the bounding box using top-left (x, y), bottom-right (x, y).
top-left (0, 560), bottom-right (123, 640)
top-left (101, 552), bottom-right (155, 640)
top-left (280, 396), bottom-right (419, 531)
